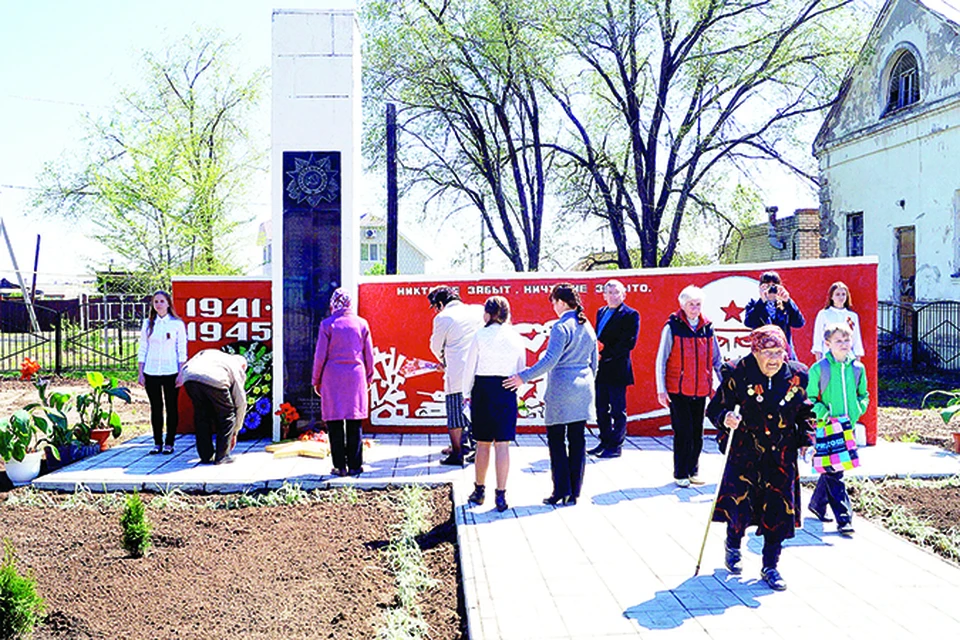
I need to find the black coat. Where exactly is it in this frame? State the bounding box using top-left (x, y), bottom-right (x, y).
top-left (595, 303), bottom-right (640, 387)
top-left (743, 298), bottom-right (805, 349)
top-left (706, 356), bottom-right (816, 539)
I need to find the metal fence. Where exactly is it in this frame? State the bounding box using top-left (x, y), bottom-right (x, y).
top-left (0, 297), bottom-right (150, 374)
top-left (878, 300), bottom-right (960, 371)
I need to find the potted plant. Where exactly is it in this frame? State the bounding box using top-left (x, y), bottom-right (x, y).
top-left (74, 372), bottom-right (132, 452)
top-left (27, 378), bottom-right (99, 472)
top-left (0, 409), bottom-right (59, 486)
top-left (921, 390), bottom-right (960, 452)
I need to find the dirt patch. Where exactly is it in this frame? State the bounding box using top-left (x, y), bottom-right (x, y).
top-left (876, 407), bottom-right (957, 450)
top-left (873, 483), bottom-right (960, 533)
top-left (0, 377), bottom-right (151, 442)
top-left (0, 487), bottom-right (464, 640)
top-left (876, 366), bottom-right (960, 452)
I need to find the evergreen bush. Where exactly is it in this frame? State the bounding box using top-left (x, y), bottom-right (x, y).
top-left (0, 539), bottom-right (46, 639)
top-left (120, 492), bottom-right (152, 558)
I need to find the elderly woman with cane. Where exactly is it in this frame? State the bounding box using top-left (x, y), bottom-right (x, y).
top-left (705, 325), bottom-right (815, 591)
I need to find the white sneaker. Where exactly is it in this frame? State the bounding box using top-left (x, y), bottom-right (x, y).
top-left (689, 476), bottom-right (706, 486)
top-left (675, 478), bottom-right (691, 488)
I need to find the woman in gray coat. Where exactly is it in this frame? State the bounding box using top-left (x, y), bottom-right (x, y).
top-left (506, 283), bottom-right (598, 506)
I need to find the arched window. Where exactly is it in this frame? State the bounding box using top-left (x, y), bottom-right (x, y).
top-left (886, 50), bottom-right (920, 113)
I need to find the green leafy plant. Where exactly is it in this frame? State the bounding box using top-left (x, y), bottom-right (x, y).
top-left (74, 371), bottom-right (132, 444)
top-left (25, 378), bottom-right (74, 448)
top-left (0, 409), bottom-right (59, 464)
top-left (120, 492), bottom-right (152, 558)
top-left (921, 390), bottom-right (960, 426)
top-left (0, 539), bottom-right (47, 639)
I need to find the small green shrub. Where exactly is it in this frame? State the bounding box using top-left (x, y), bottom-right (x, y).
top-left (0, 539), bottom-right (46, 639)
top-left (120, 492), bottom-right (152, 558)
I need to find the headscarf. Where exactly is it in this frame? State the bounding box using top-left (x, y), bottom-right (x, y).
top-left (749, 324), bottom-right (787, 354)
top-left (330, 288), bottom-right (352, 312)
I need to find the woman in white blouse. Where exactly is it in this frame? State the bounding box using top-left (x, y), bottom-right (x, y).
top-left (138, 291), bottom-right (188, 454)
top-left (462, 296), bottom-right (527, 512)
top-left (811, 281), bottom-right (864, 361)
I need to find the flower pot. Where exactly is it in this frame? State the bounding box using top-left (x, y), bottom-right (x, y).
top-left (5, 451), bottom-right (43, 486)
top-left (89, 428), bottom-right (113, 452)
top-left (43, 443), bottom-right (101, 473)
top-left (953, 432), bottom-right (960, 454)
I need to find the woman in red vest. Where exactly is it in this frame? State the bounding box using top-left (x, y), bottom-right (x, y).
top-left (655, 285), bottom-right (723, 487)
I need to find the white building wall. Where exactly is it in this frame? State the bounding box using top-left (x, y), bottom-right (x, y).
top-left (819, 105), bottom-right (960, 301)
top-left (816, 0), bottom-right (960, 302)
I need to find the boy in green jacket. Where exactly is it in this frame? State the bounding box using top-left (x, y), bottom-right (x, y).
top-left (806, 323), bottom-right (869, 536)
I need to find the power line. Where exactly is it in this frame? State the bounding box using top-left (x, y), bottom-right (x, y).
top-left (0, 93), bottom-right (105, 109)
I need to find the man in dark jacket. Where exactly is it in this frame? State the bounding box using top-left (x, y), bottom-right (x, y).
top-left (176, 349), bottom-right (248, 465)
top-left (588, 280), bottom-right (640, 458)
top-left (743, 271), bottom-right (805, 359)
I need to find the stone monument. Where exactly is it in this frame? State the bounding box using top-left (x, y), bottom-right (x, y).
top-left (271, 4), bottom-right (362, 437)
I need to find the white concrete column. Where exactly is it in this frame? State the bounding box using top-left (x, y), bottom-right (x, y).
top-left (271, 4), bottom-right (362, 440)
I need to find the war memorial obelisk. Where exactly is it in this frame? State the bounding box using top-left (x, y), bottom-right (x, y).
top-left (271, 5), bottom-right (362, 438)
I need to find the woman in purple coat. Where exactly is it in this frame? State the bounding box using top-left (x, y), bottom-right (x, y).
top-left (311, 289), bottom-right (375, 477)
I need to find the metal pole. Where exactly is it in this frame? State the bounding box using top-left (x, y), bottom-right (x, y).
top-left (694, 405), bottom-right (739, 576)
top-left (0, 218), bottom-right (41, 333)
top-left (385, 103), bottom-right (399, 275)
top-left (31, 234), bottom-right (40, 305)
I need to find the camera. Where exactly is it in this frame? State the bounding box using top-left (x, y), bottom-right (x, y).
top-left (769, 285), bottom-right (779, 294)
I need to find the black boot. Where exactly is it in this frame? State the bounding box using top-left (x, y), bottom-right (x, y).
top-left (495, 489), bottom-right (508, 512)
top-left (761, 566), bottom-right (787, 591)
top-left (724, 543), bottom-right (743, 575)
top-left (468, 483), bottom-right (485, 505)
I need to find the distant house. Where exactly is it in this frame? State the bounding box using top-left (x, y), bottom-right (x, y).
top-left (256, 214), bottom-right (431, 276)
top-left (721, 209), bottom-right (821, 265)
top-left (814, 0), bottom-right (960, 304)
top-left (358, 213), bottom-right (430, 275)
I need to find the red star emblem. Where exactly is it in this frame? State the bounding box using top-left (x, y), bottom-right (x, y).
top-left (721, 300), bottom-right (745, 323)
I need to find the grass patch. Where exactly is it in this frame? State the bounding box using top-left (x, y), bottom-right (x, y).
top-left (377, 484), bottom-right (437, 640)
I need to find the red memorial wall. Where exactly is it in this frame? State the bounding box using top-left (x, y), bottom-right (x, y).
top-left (357, 259), bottom-right (879, 444)
top-left (171, 277), bottom-right (273, 433)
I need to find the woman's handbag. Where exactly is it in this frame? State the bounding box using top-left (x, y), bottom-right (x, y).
top-left (812, 415), bottom-right (860, 474)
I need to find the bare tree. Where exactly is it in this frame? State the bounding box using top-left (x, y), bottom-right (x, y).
top-left (363, 0), bottom-right (556, 271)
top-left (546, 0), bottom-right (862, 267)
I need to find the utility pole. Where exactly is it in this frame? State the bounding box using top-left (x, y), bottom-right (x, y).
top-left (386, 103), bottom-right (398, 275)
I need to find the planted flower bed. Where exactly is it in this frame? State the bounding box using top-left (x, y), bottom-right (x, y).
top-left (0, 485), bottom-right (465, 639)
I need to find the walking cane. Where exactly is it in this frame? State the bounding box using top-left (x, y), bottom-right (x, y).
top-left (693, 404), bottom-right (739, 577)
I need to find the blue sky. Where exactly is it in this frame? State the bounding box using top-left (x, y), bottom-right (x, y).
top-left (1, 0), bottom-right (884, 286)
top-left (0, 1), bottom-right (332, 286)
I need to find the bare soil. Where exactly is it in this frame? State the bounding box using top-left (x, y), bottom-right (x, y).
top-left (0, 376), bottom-right (151, 442)
top-left (0, 487), bottom-right (464, 640)
top-left (2, 366), bottom-right (960, 637)
top-left (866, 484), bottom-right (960, 533)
